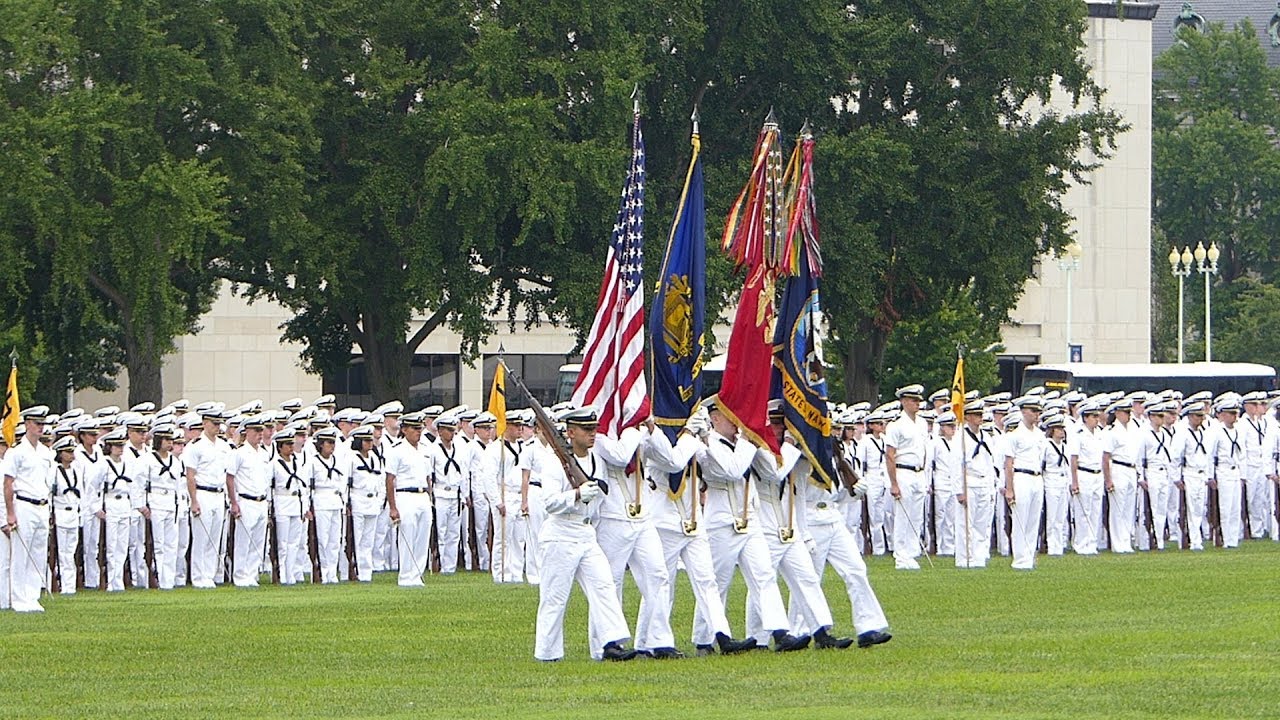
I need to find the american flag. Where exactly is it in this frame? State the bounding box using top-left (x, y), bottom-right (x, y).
top-left (571, 113), bottom-right (650, 434)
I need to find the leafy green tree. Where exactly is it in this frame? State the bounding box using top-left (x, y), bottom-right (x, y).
top-left (1215, 278), bottom-right (1280, 364)
top-left (877, 288), bottom-right (1001, 403)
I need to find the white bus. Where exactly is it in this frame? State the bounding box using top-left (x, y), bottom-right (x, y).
top-left (1020, 362), bottom-right (1277, 397)
top-left (556, 353), bottom-right (728, 404)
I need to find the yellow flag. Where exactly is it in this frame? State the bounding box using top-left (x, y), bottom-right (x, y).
top-left (488, 361), bottom-right (507, 437)
top-left (2, 364), bottom-right (19, 447)
top-left (950, 355), bottom-right (965, 421)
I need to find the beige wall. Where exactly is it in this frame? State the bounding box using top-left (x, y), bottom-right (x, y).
top-left (1004, 12), bottom-right (1153, 365)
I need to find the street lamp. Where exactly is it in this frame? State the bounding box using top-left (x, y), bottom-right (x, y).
top-left (1057, 240), bottom-right (1083, 362)
top-left (1193, 241), bottom-right (1220, 361)
top-left (1169, 245), bottom-right (1193, 363)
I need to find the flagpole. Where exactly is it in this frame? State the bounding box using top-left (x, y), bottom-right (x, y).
top-left (956, 345), bottom-right (973, 567)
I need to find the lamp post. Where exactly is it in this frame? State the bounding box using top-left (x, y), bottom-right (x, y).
top-left (1193, 241), bottom-right (1220, 361)
top-left (1057, 240), bottom-right (1082, 362)
top-left (1168, 246), bottom-right (1193, 363)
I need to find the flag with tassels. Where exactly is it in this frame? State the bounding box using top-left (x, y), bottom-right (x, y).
top-left (717, 111), bottom-right (785, 456)
top-left (771, 123), bottom-right (835, 488)
top-left (951, 349), bottom-right (966, 420)
top-left (649, 112), bottom-right (707, 494)
top-left (2, 357), bottom-right (18, 447)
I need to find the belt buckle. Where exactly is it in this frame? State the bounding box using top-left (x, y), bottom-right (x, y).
top-left (779, 527), bottom-right (796, 544)
top-left (681, 519), bottom-right (698, 536)
top-left (581, 517), bottom-right (591, 526)
top-left (625, 502), bottom-right (642, 519)
top-left (816, 502), bottom-right (828, 509)
top-left (733, 518), bottom-right (749, 534)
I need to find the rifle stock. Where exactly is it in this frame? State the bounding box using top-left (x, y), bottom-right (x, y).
top-left (504, 366), bottom-right (590, 489)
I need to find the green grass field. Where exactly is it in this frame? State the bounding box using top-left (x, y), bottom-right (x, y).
top-left (2, 543), bottom-right (1278, 719)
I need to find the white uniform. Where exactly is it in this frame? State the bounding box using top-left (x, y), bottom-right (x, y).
top-left (533, 450), bottom-right (630, 661)
top-left (483, 438), bottom-right (527, 583)
top-left (124, 445), bottom-right (152, 588)
top-left (386, 438), bottom-right (435, 586)
top-left (140, 450), bottom-right (185, 589)
top-left (185, 434), bottom-right (233, 588)
top-left (1103, 419), bottom-right (1143, 553)
top-left (695, 431), bottom-right (791, 641)
top-left (1140, 426), bottom-right (1176, 550)
top-left (955, 424), bottom-right (997, 568)
top-left (432, 438), bottom-right (467, 575)
top-left (1172, 423), bottom-right (1212, 550)
top-left (462, 437), bottom-right (491, 571)
top-left (1241, 415), bottom-right (1275, 539)
top-left (73, 444), bottom-right (104, 589)
top-left (50, 462), bottom-right (84, 594)
top-left (270, 453), bottom-right (311, 584)
top-left (1208, 423), bottom-right (1245, 548)
top-left (855, 433), bottom-right (891, 554)
top-left (3, 437), bottom-right (55, 610)
top-left (226, 442), bottom-right (272, 586)
top-left (885, 413), bottom-right (929, 569)
top-left (930, 434), bottom-right (961, 556)
top-left (589, 430), bottom-right (675, 656)
top-left (1070, 425), bottom-right (1106, 555)
top-left (307, 451), bottom-right (348, 583)
top-left (347, 450), bottom-right (386, 582)
top-left (1042, 436), bottom-right (1072, 555)
top-left (1004, 422), bottom-right (1046, 570)
top-left (91, 454), bottom-right (144, 592)
top-left (639, 428), bottom-right (735, 647)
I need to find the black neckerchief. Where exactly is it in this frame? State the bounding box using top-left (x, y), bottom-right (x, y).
top-left (1190, 427), bottom-right (1206, 455)
top-left (1248, 417), bottom-right (1267, 446)
top-left (1224, 427), bottom-right (1241, 457)
top-left (966, 427), bottom-right (990, 459)
top-left (440, 442), bottom-right (462, 476)
top-left (355, 452), bottom-right (382, 477)
top-left (78, 446), bottom-right (99, 464)
top-left (1049, 440), bottom-right (1068, 468)
top-left (106, 457), bottom-right (130, 491)
top-left (277, 455), bottom-right (304, 490)
top-left (573, 452), bottom-right (605, 494)
top-left (154, 451), bottom-right (179, 480)
top-left (58, 466), bottom-right (81, 497)
top-left (870, 436), bottom-right (885, 463)
top-left (1151, 429), bottom-right (1171, 462)
top-left (503, 439), bottom-right (522, 464)
top-left (316, 453), bottom-right (342, 483)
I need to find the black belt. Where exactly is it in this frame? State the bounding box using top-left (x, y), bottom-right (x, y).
top-left (1014, 468), bottom-right (1041, 476)
top-left (528, 481), bottom-right (542, 487)
top-left (894, 464), bottom-right (923, 472)
top-left (238, 493), bottom-right (267, 502)
top-left (16, 495), bottom-right (48, 506)
top-left (196, 484), bottom-right (224, 493)
top-left (1112, 459), bottom-right (1136, 469)
top-left (396, 487), bottom-right (429, 494)
top-left (1078, 467), bottom-right (1100, 474)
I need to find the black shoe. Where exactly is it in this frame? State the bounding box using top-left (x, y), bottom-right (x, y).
top-left (814, 628), bottom-right (854, 649)
top-left (634, 649), bottom-right (654, 658)
top-left (650, 647), bottom-right (685, 659)
top-left (602, 642), bottom-right (639, 661)
top-left (695, 644), bottom-right (716, 657)
top-left (857, 630), bottom-right (893, 648)
top-left (773, 632), bottom-right (812, 653)
top-left (715, 633), bottom-right (758, 655)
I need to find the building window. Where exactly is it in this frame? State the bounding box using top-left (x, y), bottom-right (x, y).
top-left (482, 353), bottom-right (579, 409)
top-left (998, 354), bottom-right (1041, 395)
top-left (323, 354), bottom-right (460, 410)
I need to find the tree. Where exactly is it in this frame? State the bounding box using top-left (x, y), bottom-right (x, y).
top-left (877, 288), bottom-right (1001, 403)
top-left (1215, 278), bottom-right (1280, 364)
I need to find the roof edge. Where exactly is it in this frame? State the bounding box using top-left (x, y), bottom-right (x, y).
top-left (1086, 2), bottom-right (1161, 21)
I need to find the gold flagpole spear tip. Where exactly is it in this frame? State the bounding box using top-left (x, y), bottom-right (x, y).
top-left (631, 83), bottom-right (640, 115)
top-left (9, 348), bottom-right (16, 368)
top-left (690, 106), bottom-right (700, 135)
top-left (799, 118), bottom-right (812, 141)
top-left (764, 107), bottom-right (778, 129)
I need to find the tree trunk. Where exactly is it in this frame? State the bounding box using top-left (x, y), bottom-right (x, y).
top-left (844, 318), bottom-right (889, 403)
top-left (123, 325), bottom-right (164, 406)
top-left (360, 310), bottom-right (413, 406)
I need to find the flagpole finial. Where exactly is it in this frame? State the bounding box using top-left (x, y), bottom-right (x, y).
top-left (764, 107), bottom-right (778, 128)
top-left (799, 118), bottom-right (812, 140)
top-left (690, 106), bottom-right (700, 136)
top-left (9, 348), bottom-right (15, 368)
top-left (631, 83), bottom-right (640, 115)
top-left (497, 343), bottom-right (505, 358)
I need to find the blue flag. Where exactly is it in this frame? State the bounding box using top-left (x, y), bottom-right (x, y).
top-left (649, 133), bottom-right (706, 493)
top-left (771, 242), bottom-right (836, 489)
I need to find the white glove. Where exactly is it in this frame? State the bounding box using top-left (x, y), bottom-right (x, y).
top-left (852, 483), bottom-right (868, 499)
top-left (578, 481), bottom-right (601, 503)
top-left (685, 414), bottom-right (708, 437)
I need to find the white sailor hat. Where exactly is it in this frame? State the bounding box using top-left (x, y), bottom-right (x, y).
top-left (920, 409), bottom-right (937, 422)
top-left (312, 427), bottom-right (341, 443)
top-left (400, 411), bottom-right (427, 428)
top-left (1002, 413), bottom-right (1021, 430)
top-left (312, 394), bottom-right (337, 408)
top-left (166, 399), bottom-right (191, 413)
top-left (62, 408), bottom-right (85, 420)
top-left (1147, 401), bottom-right (1172, 415)
top-left (1015, 396), bottom-right (1044, 411)
top-left (1041, 414), bottom-right (1066, 430)
top-left (435, 413), bottom-right (460, 430)
top-left (458, 409), bottom-right (479, 423)
top-left (1242, 391), bottom-right (1269, 404)
top-left (1062, 391), bottom-right (1086, 404)
top-left (1184, 391), bottom-right (1212, 404)
top-left (101, 428), bottom-right (128, 445)
top-left (1043, 390), bottom-right (1061, 401)
top-left (504, 409), bottom-right (526, 425)
top-left (1126, 391), bottom-right (1150, 404)
top-left (928, 388), bottom-right (950, 403)
top-left (422, 405), bottom-right (445, 418)
top-left (225, 414), bottom-right (246, 428)
top-left (151, 424), bottom-right (179, 440)
top-left (74, 418), bottom-right (100, 434)
top-left (128, 401), bottom-right (155, 413)
top-left (19, 405), bottom-right (50, 422)
top-left (178, 414), bottom-right (203, 430)
top-left (93, 406), bottom-right (120, 418)
top-left (445, 405), bottom-right (469, 418)
top-left (876, 400), bottom-right (901, 414)
top-left (153, 407), bottom-right (175, 421)
top-left (992, 402), bottom-right (1013, 414)
top-left (373, 400), bottom-right (404, 417)
top-left (563, 407), bottom-right (599, 427)
top-left (285, 421), bottom-right (308, 435)
top-left (963, 399), bottom-right (985, 414)
top-left (986, 392), bottom-right (1012, 403)
top-left (864, 410), bottom-right (889, 424)
top-left (964, 390), bottom-right (981, 401)
top-left (53, 421), bottom-right (75, 437)
top-left (473, 411), bottom-right (497, 427)
top-left (279, 397), bottom-right (303, 412)
top-left (289, 407), bottom-right (316, 423)
top-left (1079, 400), bottom-right (1104, 415)
top-left (1181, 401), bottom-right (1209, 417)
top-left (365, 412), bottom-right (385, 427)
top-left (242, 414), bottom-right (269, 430)
top-left (272, 429), bottom-right (297, 445)
top-left (331, 407), bottom-right (361, 424)
top-left (551, 407), bottom-right (573, 422)
top-left (767, 398), bottom-right (784, 417)
top-left (51, 435), bottom-right (77, 453)
top-left (1106, 400), bottom-right (1131, 415)
top-left (1214, 397), bottom-right (1241, 414)
top-left (937, 410), bottom-right (957, 425)
top-left (1213, 391), bottom-right (1241, 408)
top-left (895, 384), bottom-right (925, 400)
top-left (308, 411), bottom-right (331, 426)
top-left (350, 425), bottom-right (376, 441)
top-left (117, 412), bottom-right (149, 430)
top-left (519, 409), bottom-right (535, 425)
top-left (237, 400), bottom-right (264, 414)
top-left (850, 402), bottom-right (872, 412)
top-left (1024, 386), bottom-right (1046, 397)
top-left (550, 401), bottom-right (574, 414)
top-left (1044, 399), bottom-right (1067, 413)
top-left (194, 401), bottom-right (225, 419)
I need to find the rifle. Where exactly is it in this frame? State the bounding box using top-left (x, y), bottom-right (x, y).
top-left (98, 514), bottom-right (107, 591)
top-left (307, 514), bottom-right (320, 583)
top-left (1178, 482), bottom-right (1190, 550)
top-left (1241, 480), bottom-right (1252, 540)
top-left (1209, 485), bottom-right (1223, 547)
top-left (144, 504), bottom-right (158, 589)
top-left (504, 365), bottom-right (590, 489)
top-left (834, 449), bottom-right (860, 496)
top-left (346, 499), bottom-right (357, 581)
top-left (268, 504), bottom-right (280, 585)
top-left (49, 507), bottom-right (60, 594)
top-left (1143, 485), bottom-right (1156, 549)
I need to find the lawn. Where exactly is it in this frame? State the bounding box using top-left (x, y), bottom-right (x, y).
top-left (1, 542), bottom-right (1278, 719)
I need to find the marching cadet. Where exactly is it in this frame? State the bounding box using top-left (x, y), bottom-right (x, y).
top-left (173, 414), bottom-right (200, 586)
top-left (886, 385), bottom-right (930, 571)
top-left (432, 413), bottom-right (467, 575)
top-left (385, 411), bottom-right (435, 586)
top-left (91, 428), bottom-right (140, 593)
top-left (1042, 413), bottom-right (1073, 555)
top-left (639, 411), bottom-right (758, 656)
top-left (346, 424), bottom-right (385, 582)
top-left (141, 425), bottom-right (185, 589)
top-left (464, 412), bottom-right (496, 573)
top-left (3, 406), bottom-right (54, 611)
top-left (930, 411), bottom-right (961, 556)
top-left (307, 426), bottom-right (348, 583)
top-left (1208, 396), bottom-right (1245, 548)
top-left (695, 396), bottom-right (810, 653)
top-left (839, 409), bottom-right (868, 540)
top-left (119, 412), bottom-right (152, 588)
top-left (1102, 398), bottom-right (1143, 554)
top-left (518, 413), bottom-right (548, 585)
top-left (1003, 397), bottom-right (1046, 570)
top-left (956, 400), bottom-right (997, 568)
top-left (226, 415), bottom-right (272, 587)
top-left (50, 435), bottom-right (83, 594)
top-left (73, 418), bottom-right (105, 589)
top-left (1172, 401), bottom-right (1212, 550)
top-left (1240, 391), bottom-right (1274, 539)
top-left (1070, 401), bottom-right (1107, 555)
top-left (749, 404), bottom-right (853, 649)
top-left (533, 406), bottom-right (637, 662)
top-left (1140, 403), bottom-right (1177, 551)
top-left (484, 411), bottom-right (528, 583)
top-left (856, 410), bottom-right (891, 555)
top-left (270, 427), bottom-right (311, 584)
top-left (185, 403), bottom-right (233, 589)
